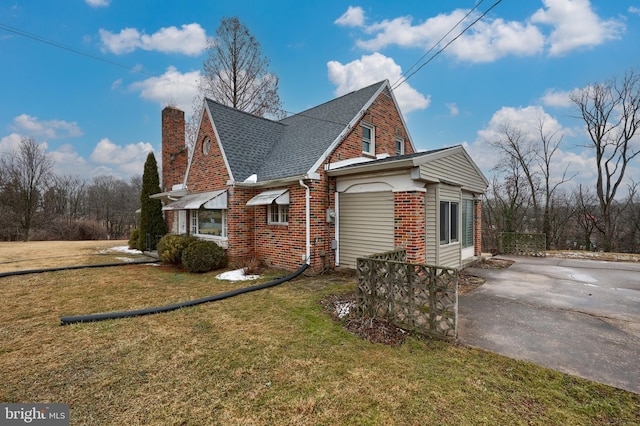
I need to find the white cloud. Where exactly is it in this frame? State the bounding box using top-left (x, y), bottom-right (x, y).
top-left (0, 133), bottom-right (23, 154)
top-left (86, 0), bottom-right (110, 7)
top-left (99, 23), bottom-right (208, 56)
top-left (49, 144), bottom-right (93, 177)
top-left (477, 105), bottom-right (566, 143)
top-left (128, 66), bottom-right (200, 110)
top-left (531, 0), bottom-right (624, 56)
top-left (90, 138), bottom-right (153, 164)
top-left (10, 114), bottom-right (83, 139)
top-left (469, 106), bottom-right (552, 171)
top-left (540, 88), bottom-right (576, 108)
top-left (446, 102), bottom-right (459, 117)
top-left (327, 53), bottom-right (430, 113)
top-left (335, 6), bottom-right (365, 27)
top-left (355, 9), bottom-right (544, 63)
top-left (630, 6), bottom-right (640, 16)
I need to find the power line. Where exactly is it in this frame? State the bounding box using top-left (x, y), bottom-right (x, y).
top-left (0, 22), bottom-right (157, 77)
top-left (0, 22), bottom-right (201, 91)
top-left (392, 0), bottom-right (486, 90)
top-left (392, 0), bottom-right (503, 91)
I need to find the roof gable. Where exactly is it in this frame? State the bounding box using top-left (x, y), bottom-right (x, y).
top-left (199, 80), bottom-right (391, 184)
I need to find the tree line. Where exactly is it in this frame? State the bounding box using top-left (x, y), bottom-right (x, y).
top-left (483, 69), bottom-right (640, 253)
top-left (0, 137), bottom-right (142, 241)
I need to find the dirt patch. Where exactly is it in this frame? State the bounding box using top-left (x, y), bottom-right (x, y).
top-left (320, 292), bottom-right (408, 346)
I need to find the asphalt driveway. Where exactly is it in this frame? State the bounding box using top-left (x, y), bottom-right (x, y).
top-left (458, 255), bottom-right (640, 394)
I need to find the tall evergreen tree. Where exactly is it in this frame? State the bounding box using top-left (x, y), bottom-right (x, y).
top-left (138, 152), bottom-right (167, 250)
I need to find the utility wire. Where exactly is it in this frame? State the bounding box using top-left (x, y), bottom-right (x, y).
top-left (0, 22), bottom-right (201, 91)
top-left (392, 0), bottom-right (503, 91)
top-left (391, 0), bottom-right (486, 90)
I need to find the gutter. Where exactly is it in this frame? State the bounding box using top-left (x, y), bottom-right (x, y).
top-left (299, 179), bottom-right (311, 265)
top-left (232, 172), bottom-right (320, 189)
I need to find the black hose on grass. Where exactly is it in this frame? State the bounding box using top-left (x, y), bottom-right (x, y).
top-left (0, 259), bottom-right (159, 278)
top-left (60, 263), bottom-right (309, 325)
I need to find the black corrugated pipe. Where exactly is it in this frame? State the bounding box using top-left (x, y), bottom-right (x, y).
top-left (60, 263), bottom-right (309, 325)
top-left (0, 260), bottom-right (159, 278)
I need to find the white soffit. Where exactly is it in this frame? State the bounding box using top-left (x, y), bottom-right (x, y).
top-left (246, 189), bottom-right (289, 206)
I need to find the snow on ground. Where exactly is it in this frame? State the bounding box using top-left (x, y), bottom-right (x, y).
top-left (216, 268), bottom-right (260, 281)
top-left (100, 246), bottom-right (143, 255)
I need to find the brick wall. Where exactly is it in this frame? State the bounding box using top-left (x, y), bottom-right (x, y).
top-left (186, 109), bottom-right (230, 192)
top-left (394, 191), bottom-right (426, 263)
top-left (329, 90), bottom-right (414, 163)
top-left (161, 107), bottom-right (188, 233)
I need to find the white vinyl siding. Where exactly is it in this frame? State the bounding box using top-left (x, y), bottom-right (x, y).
top-left (419, 151), bottom-right (487, 194)
top-left (338, 191), bottom-right (394, 269)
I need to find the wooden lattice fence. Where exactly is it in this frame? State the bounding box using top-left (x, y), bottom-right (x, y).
top-left (356, 250), bottom-right (458, 341)
top-left (499, 232), bottom-right (546, 257)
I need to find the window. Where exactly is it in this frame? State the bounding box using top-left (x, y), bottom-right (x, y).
top-left (440, 201), bottom-right (459, 244)
top-left (190, 208), bottom-right (227, 237)
top-left (361, 123), bottom-right (375, 155)
top-left (395, 137), bottom-right (404, 155)
top-left (268, 203), bottom-right (289, 225)
top-left (202, 136), bottom-right (211, 156)
top-left (461, 199), bottom-right (474, 248)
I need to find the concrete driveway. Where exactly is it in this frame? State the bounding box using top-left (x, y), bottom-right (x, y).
top-left (458, 256), bottom-right (640, 394)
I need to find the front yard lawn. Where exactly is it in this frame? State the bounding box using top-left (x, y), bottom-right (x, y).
top-left (1, 264), bottom-right (638, 425)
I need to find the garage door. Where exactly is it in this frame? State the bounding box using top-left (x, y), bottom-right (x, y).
top-left (338, 191), bottom-right (394, 269)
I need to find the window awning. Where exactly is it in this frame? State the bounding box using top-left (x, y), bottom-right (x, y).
top-left (162, 190), bottom-right (227, 211)
top-left (246, 189), bottom-right (289, 206)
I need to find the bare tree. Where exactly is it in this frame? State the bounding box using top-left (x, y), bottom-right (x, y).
top-left (571, 69), bottom-right (640, 251)
top-left (0, 137), bottom-right (54, 241)
top-left (536, 116), bottom-right (573, 248)
top-left (201, 17), bottom-right (284, 119)
top-left (571, 184), bottom-right (600, 251)
top-left (489, 123), bottom-right (541, 232)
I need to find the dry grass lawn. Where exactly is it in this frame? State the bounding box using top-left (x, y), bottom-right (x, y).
top-left (0, 240), bottom-right (146, 273)
top-left (1, 241), bottom-right (639, 425)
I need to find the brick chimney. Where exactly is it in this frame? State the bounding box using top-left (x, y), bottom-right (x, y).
top-left (161, 106), bottom-right (188, 193)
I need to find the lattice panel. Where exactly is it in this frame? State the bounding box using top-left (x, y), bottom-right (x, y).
top-left (356, 253), bottom-right (458, 342)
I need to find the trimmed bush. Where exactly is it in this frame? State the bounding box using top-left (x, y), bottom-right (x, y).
top-left (128, 229), bottom-right (141, 250)
top-left (181, 240), bottom-right (228, 273)
top-left (157, 234), bottom-right (198, 265)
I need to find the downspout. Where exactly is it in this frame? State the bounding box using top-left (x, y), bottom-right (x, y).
top-left (299, 180), bottom-right (311, 265)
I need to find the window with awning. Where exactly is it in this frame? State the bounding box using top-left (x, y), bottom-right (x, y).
top-left (162, 190), bottom-right (227, 211)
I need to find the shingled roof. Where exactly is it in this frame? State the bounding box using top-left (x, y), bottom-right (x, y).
top-left (204, 80), bottom-right (388, 183)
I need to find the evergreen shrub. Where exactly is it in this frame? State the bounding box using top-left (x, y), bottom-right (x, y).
top-left (158, 234), bottom-right (198, 265)
top-left (181, 240), bottom-right (228, 273)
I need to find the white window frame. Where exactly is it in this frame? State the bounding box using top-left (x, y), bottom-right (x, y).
top-left (440, 201), bottom-right (459, 245)
top-left (461, 199), bottom-right (474, 249)
top-left (190, 208), bottom-right (228, 238)
top-left (395, 136), bottom-right (404, 155)
top-left (361, 123), bottom-right (375, 156)
top-left (268, 203), bottom-right (289, 225)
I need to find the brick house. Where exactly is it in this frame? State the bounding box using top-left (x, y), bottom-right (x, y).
top-left (154, 80), bottom-right (488, 272)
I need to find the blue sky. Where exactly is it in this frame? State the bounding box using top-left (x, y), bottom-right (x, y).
top-left (1, 0), bottom-right (639, 187)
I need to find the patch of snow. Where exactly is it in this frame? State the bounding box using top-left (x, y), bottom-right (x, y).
top-left (100, 246), bottom-right (143, 255)
top-left (335, 301), bottom-right (355, 319)
top-left (216, 268), bottom-right (260, 281)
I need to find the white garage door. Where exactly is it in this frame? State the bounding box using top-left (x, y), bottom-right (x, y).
top-left (338, 191), bottom-right (394, 269)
